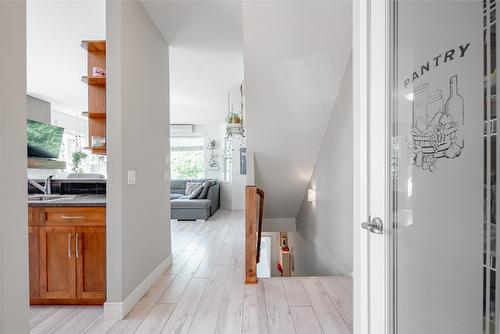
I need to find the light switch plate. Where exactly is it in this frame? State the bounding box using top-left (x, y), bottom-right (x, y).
top-left (127, 170), bottom-right (136, 185)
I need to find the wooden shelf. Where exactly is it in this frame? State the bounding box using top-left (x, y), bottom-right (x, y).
top-left (81, 40), bottom-right (106, 52)
top-left (83, 146), bottom-right (106, 155)
top-left (81, 76), bottom-right (106, 86)
top-left (82, 111), bottom-right (106, 118)
top-left (83, 39), bottom-right (106, 156)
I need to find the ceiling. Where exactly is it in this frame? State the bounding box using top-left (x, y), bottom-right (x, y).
top-left (28, 1), bottom-right (242, 126)
top-left (141, 0), bottom-right (244, 125)
top-left (27, 0), bottom-right (106, 117)
top-left (242, 0), bottom-right (352, 218)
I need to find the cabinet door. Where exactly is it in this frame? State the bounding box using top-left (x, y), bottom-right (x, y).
top-left (28, 226), bottom-right (40, 300)
top-left (39, 227), bottom-right (76, 299)
top-left (76, 227), bottom-right (105, 302)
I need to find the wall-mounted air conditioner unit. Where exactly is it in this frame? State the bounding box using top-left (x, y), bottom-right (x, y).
top-left (170, 124), bottom-right (194, 136)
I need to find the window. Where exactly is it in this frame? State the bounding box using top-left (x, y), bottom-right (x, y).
top-left (171, 136), bottom-right (205, 179)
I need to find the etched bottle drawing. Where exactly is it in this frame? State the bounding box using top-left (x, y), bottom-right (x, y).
top-left (444, 75), bottom-right (464, 148)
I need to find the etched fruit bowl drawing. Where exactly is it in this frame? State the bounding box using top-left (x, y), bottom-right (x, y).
top-left (409, 114), bottom-right (462, 172)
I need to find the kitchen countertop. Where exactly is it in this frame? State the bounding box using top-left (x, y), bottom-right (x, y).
top-left (28, 195), bottom-right (106, 207)
top-left (28, 178), bottom-right (106, 184)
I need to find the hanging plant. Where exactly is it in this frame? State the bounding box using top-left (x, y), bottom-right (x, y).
top-left (206, 138), bottom-right (218, 169)
top-left (207, 138), bottom-right (216, 151)
top-left (225, 87), bottom-right (245, 141)
top-left (224, 136), bottom-right (233, 161)
top-left (72, 151), bottom-right (88, 173)
top-left (71, 135), bottom-right (87, 173)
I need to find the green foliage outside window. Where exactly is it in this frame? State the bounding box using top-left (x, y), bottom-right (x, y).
top-left (171, 150), bottom-right (205, 179)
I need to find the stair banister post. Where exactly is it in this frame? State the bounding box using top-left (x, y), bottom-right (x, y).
top-left (245, 185), bottom-right (258, 284)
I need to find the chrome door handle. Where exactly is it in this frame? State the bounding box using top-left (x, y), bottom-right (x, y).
top-left (75, 233), bottom-right (79, 259)
top-left (361, 216), bottom-right (384, 234)
top-left (68, 233), bottom-right (72, 258)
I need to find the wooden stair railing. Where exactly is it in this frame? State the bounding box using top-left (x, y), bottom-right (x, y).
top-left (256, 188), bottom-right (265, 264)
top-left (245, 185), bottom-right (265, 284)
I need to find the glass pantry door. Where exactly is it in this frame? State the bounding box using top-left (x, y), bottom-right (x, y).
top-left (390, 1), bottom-right (491, 333)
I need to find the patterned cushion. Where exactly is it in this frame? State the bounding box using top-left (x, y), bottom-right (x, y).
top-left (198, 180), bottom-right (216, 199)
top-left (188, 184), bottom-right (204, 199)
top-left (185, 181), bottom-right (203, 195)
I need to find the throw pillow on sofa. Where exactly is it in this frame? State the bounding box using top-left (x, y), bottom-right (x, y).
top-left (198, 180), bottom-right (215, 199)
top-left (188, 183), bottom-right (204, 199)
top-left (185, 181), bottom-right (203, 195)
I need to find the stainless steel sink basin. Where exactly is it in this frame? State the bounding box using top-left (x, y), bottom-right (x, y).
top-left (28, 194), bottom-right (78, 202)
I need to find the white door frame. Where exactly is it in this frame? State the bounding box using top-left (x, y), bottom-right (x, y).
top-left (353, 0), bottom-right (390, 333)
top-left (0, 1), bottom-right (30, 333)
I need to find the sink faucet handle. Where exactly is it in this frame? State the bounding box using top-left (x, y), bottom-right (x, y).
top-left (45, 175), bottom-right (55, 195)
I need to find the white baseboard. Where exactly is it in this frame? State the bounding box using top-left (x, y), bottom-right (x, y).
top-left (104, 254), bottom-right (172, 320)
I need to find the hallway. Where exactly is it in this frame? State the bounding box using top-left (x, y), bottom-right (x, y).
top-left (30, 210), bottom-right (352, 334)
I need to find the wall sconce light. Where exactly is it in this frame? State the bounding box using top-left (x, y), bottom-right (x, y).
top-left (307, 188), bottom-right (316, 202)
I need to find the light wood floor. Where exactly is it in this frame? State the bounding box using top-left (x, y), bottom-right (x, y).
top-left (30, 210), bottom-right (353, 334)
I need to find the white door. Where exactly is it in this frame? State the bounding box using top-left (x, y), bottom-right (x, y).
top-left (354, 1), bottom-right (487, 333)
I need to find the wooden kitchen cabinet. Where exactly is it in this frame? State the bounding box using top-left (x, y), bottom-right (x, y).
top-left (39, 226), bottom-right (77, 300)
top-left (30, 206), bottom-right (106, 305)
top-left (28, 225), bottom-right (40, 299)
top-left (76, 226), bottom-right (105, 301)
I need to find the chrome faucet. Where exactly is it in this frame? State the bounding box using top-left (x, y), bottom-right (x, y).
top-left (28, 175), bottom-right (55, 195)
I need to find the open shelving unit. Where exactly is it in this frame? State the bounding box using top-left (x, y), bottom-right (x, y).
top-left (81, 40), bottom-right (106, 155)
top-left (81, 76), bottom-right (106, 86)
top-left (81, 111), bottom-right (106, 118)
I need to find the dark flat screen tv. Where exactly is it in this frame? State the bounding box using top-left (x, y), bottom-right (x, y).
top-left (27, 119), bottom-right (64, 159)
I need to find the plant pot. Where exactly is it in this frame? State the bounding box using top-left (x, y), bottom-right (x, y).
top-left (232, 115), bottom-right (241, 124)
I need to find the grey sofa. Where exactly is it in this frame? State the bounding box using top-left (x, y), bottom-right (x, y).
top-left (170, 179), bottom-right (220, 220)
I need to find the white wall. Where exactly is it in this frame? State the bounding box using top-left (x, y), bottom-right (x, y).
top-left (220, 182), bottom-right (232, 209)
top-left (0, 1), bottom-right (30, 333)
top-left (27, 95), bottom-right (50, 123)
top-left (141, 1), bottom-right (244, 125)
top-left (242, 1), bottom-right (352, 219)
top-left (27, 0), bottom-right (105, 115)
top-left (289, 56), bottom-right (353, 276)
top-left (106, 0), bottom-right (171, 319)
